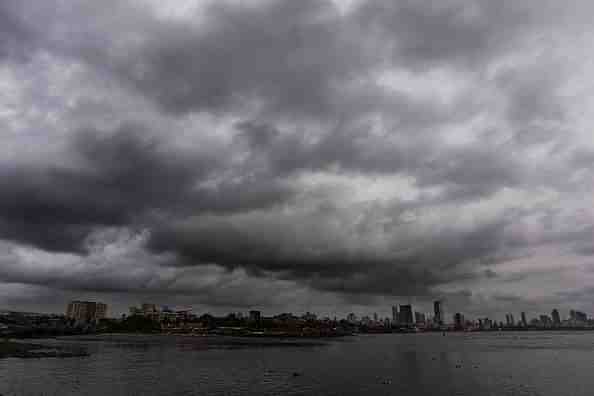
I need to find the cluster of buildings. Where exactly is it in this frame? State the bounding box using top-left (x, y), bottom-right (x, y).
top-left (0, 309), bottom-right (89, 337)
top-left (122, 304), bottom-right (352, 336)
top-left (342, 301), bottom-right (444, 332)
top-left (446, 308), bottom-right (592, 331)
top-left (66, 301), bottom-right (108, 324)
top-left (349, 302), bottom-right (594, 332)
top-left (128, 303), bottom-right (192, 324)
top-left (4, 298), bottom-right (594, 338)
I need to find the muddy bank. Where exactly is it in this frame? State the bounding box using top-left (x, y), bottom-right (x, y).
top-left (0, 340), bottom-right (89, 359)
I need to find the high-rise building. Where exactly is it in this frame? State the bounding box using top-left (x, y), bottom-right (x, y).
top-left (521, 312), bottom-right (527, 327)
top-left (434, 300), bottom-right (443, 325)
top-left (505, 313), bottom-right (515, 327)
top-left (551, 309), bottom-right (561, 325)
top-left (398, 304), bottom-right (414, 325)
top-left (392, 306), bottom-right (399, 325)
top-left (399, 304), bottom-right (413, 325)
top-left (414, 312), bottom-right (426, 324)
top-left (454, 313), bottom-right (464, 330)
top-left (66, 301), bottom-right (107, 323)
top-left (570, 310), bottom-right (587, 323)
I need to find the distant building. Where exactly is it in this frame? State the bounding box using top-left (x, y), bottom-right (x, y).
top-left (454, 313), bottom-right (464, 330)
top-left (347, 313), bottom-right (357, 324)
top-left (480, 317), bottom-right (492, 330)
top-left (249, 310), bottom-right (261, 323)
top-left (392, 306), bottom-right (399, 325)
top-left (414, 312), bottom-right (426, 324)
top-left (66, 301), bottom-right (107, 323)
top-left (142, 303), bottom-right (157, 314)
top-left (551, 309), bottom-right (561, 325)
top-left (433, 301), bottom-right (443, 325)
top-left (521, 312), bottom-right (527, 327)
top-left (570, 310), bottom-right (587, 324)
top-left (539, 315), bottom-right (551, 327)
top-left (505, 314), bottom-right (515, 327)
top-left (302, 312), bottom-right (317, 321)
top-left (399, 305), bottom-right (413, 325)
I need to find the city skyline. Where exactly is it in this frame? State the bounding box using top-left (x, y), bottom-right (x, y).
top-left (3, 0), bottom-right (594, 318)
top-left (6, 298), bottom-right (593, 328)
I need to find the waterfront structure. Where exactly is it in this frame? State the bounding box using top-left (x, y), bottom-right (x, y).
top-left (434, 300), bottom-right (443, 325)
top-left (66, 301), bottom-right (107, 323)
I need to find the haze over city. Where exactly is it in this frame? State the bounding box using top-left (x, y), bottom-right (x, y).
top-left (3, 0), bottom-right (594, 322)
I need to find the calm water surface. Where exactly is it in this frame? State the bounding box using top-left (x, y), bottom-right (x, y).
top-left (2, 332), bottom-right (594, 396)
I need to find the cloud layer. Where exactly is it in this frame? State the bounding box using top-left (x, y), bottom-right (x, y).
top-left (2, 0), bottom-right (594, 318)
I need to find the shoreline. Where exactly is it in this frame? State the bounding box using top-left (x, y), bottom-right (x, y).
top-left (0, 339), bottom-right (89, 359)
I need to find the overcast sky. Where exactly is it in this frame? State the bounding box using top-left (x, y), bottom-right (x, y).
top-left (2, 0), bottom-right (594, 321)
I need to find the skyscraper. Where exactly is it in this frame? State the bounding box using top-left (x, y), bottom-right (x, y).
top-left (392, 306), bottom-right (399, 325)
top-left (433, 300), bottom-right (443, 325)
top-left (399, 304), bottom-right (413, 325)
top-left (521, 312), bottom-right (527, 327)
top-left (570, 309), bottom-right (587, 323)
top-left (551, 309), bottom-right (561, 325)
top-left (454, 313), bottom-right (464, 330)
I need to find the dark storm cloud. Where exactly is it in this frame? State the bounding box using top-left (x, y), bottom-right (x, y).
top-left (145, 211), bottom-right (509, 296)
top-left (235, 119), bottom-right (523, 205)
top-left (0, 1), bottom-right (38, 62)
top-left (57, 0), bottom-right (363, 118)
top-left (0, 0), bottom-right (592, 314)
top-left (492, 293), bottom-right (522, 302)
top-left (25, 0), bottom-right (555, 119)
top-left (355, 0), bottom-right (568, 68)
top-left (0, 123), bottom-right (292, 252)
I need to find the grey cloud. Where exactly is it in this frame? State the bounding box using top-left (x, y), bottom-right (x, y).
top-left (70, 0), bottom-right (361, 118)
top-left (0, 123), bottom-right (292, 252)
top-left (146, 208), bottom-right (509, 296)
top-left (0, 1), bottom-right (38, 62)
top-left (0, 0), bottom-right (592, 315)
top-left (353, 0), bottom-right (541, 68)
